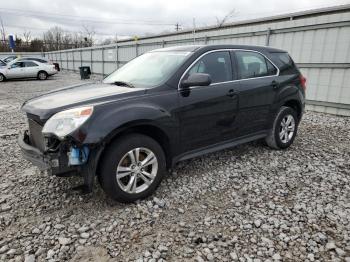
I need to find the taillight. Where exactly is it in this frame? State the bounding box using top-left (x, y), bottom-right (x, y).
top-left (299, 75), bottom-right (306, 91)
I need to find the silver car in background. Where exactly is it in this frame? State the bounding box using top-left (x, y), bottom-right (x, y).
top-left (0, 59), bottom-right (6, 68)
top-left (15, 57), bottom-right (51, 64)
top-left (0, 60), bottom-right (57, 82)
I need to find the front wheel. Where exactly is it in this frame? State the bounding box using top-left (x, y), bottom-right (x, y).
top-left (265, 106), bottom-right (299, 149)
top-left (99, 134), bottom-right (166, 202)
top-left (0, 74), bottom-right (6, 82)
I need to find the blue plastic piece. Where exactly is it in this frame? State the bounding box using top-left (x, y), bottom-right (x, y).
top-left (68, 146), bottom-right (89, 166)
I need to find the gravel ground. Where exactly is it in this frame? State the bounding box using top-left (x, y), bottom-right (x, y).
top-left (0, 71), bottom-right (349, 262)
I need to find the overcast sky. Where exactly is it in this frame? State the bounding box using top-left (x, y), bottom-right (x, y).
top-left (1, 0), bottom-right (349, 42)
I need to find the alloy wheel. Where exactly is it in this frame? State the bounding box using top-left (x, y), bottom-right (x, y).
top-left (279, 114), bottom-right (295, 143)
top-left (39, 72), bottom-right (46, 80)
top-left (116, 147), bottom-right (158, 194)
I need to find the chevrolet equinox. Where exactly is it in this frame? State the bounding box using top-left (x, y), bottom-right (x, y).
top-left (18, 45), bottom-right (306, 202)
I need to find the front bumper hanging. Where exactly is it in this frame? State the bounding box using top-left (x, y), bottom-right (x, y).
top-left (18, 130), bottom-right (52, 171)
top-left (18, 130), bottom-right (78, 176)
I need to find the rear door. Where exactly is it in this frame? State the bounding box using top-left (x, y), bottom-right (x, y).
top-left (23, 61), bottom-right (40, 77)
top-left (232, 50), bottom-right (278, 136)
top-left (178, 51), bottom-right (240, 152)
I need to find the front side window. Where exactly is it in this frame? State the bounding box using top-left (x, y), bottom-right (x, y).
top-left (236, 51), bottom-right (277, 79)
top-left (187, 51), bottom-right (232, 84)
top-left (11, 62), bottom-right (24, 68)
top-left (103, 51), bottom-right (191, 88)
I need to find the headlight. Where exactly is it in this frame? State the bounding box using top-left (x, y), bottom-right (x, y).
top-left (42, 106), bottom-right (93, 139)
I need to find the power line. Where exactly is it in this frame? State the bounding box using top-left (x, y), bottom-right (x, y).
top-left (4, 23), bottom-right (118, 37)
top-left (0, 7), bottom-right (176, 26)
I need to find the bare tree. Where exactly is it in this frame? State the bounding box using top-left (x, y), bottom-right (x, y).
top-left (101, 38), bottom-right (113, 45)
top-left (0, 16), bottom-right (6, 49)
top-left (52, 27), bottom-right (64, 50)
top-left (215, 9), bottom-right (236, 27)
top-left (23, 30), bottom-right (31, 44)
top-left (81, 25), bottom-right (95, 47)
top-left (62, 33), bottom-right (72, 49)
top-left (30, 38), bottom-right (44, 51)
top-left (43, 26), bottom-right (67, 50)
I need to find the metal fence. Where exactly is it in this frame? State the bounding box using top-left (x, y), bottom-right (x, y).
top-left (44, 5), bottom-right (350, 116)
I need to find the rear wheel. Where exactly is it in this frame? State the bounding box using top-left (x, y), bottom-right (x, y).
top-left (0, 74), bottom-right (5, 82)
top-left (265, 106), bottom-right (298, 149)
top-left (37, 71), bottom-right (48, 80)
top-left (99, 134), bottom-right (166, 202)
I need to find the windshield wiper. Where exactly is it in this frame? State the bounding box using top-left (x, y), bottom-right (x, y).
top-left (112, 81), bottom-right (135, 88)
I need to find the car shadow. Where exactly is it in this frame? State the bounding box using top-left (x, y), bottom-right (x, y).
top-left (2, 77), bottom-right (57, 82)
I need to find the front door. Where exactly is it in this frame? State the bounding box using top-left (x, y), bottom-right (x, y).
top-left (178, 51), bottom-right (239, 153)
top-left (7, 62), bottom-right (25, 79)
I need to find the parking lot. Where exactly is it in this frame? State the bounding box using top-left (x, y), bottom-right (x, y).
top-left (0, 71), bottom-right (349, 261)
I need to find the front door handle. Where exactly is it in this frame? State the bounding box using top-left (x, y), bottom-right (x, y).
top-left (227, 89), bottom-right (236, 97)
top-left (272, 80), bottom-right (280, 90)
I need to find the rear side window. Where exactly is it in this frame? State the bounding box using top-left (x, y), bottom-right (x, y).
top-left (235, 51), bottom-right (277, 79)
top-left (187, 51), bottom-right (232, 83)
top-left (33, 58), bottom-right (47, 63)
top-left (24, 61), bottom-right (38, 67)
top-left (269, 52), bottom-right (298, 75)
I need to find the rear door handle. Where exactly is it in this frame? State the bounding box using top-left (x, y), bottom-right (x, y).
top-left (272, 80), bottom-right (279, 90)
top-left (227, 89), bottom-right (236, 97)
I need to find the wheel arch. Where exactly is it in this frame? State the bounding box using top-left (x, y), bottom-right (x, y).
top-left (0, 73), bottom-right (6, 81)
top-left (282, 99), bottom-right (302, 120)
top-left (95, 122), bottom-right (173, 177)
top-left (37, 70), bottom-right (48, 77)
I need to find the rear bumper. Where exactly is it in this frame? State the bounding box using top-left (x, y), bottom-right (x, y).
top-left (18, 130), bottom-right (51, 170)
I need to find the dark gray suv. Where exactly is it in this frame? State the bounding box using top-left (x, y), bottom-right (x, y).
top-left (18, 45), bottom-right (306, 202)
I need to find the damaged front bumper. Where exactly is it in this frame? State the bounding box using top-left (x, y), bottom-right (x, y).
top-left (18, 130), bottom-right (79, 176)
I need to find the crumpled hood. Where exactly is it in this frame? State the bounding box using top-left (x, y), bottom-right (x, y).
top-left (22, 82), bottom-right (146, 120)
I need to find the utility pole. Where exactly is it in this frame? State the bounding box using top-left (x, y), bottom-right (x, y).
top-left (0, 16), bottom-right (6, 49)
top-left (175, 23), bottom-right (181, 31)
top-left (192, 18), bottom-right (196, 44)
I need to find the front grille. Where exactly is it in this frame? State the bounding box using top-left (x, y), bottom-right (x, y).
top-left (28, 119), bottom-right (45, 152)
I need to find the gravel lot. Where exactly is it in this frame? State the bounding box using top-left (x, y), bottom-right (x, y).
top-left (0, 71), bottom-right (349, 262)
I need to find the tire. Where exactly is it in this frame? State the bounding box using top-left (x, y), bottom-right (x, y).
top-left (265, 106), bottom-right (299, 149)
top-left (99, 134), bottom-right (166, 202)
top-left (37, 71), bottom-right (48, 80)
top-left (0, 74), bottom-right (5, 82)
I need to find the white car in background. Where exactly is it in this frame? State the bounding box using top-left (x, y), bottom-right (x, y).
top-left (0, 59), bottom-right (6, 68)
top-left (0, 60), bottom-right (57, 82)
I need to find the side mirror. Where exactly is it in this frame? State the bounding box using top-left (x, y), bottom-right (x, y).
top-left (181, 73), bottom-right (212, 88)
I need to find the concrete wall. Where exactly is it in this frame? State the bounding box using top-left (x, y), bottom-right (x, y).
top-left (0, 52), bottom-right (44, 58)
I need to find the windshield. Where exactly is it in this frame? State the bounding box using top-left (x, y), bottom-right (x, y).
top-left (103, 51), bottom-right (191, 87)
